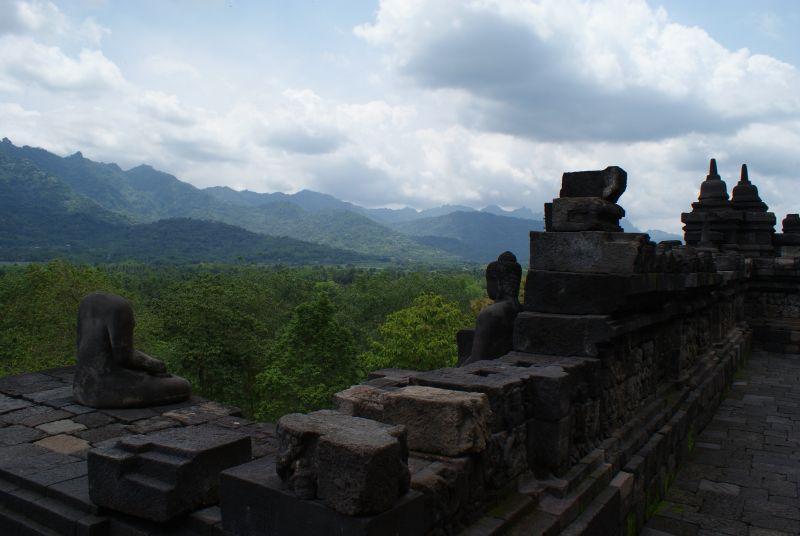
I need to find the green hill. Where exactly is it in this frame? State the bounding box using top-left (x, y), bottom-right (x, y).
top-left (0, 139), bottom-right (449, 262)
top-left (392, 211), bottom-right (543, 263)
top-left (0, 153), bottom-right (375, 265)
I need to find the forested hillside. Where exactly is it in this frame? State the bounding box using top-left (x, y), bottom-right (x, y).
top-left (0, 261), bottom-right (486, 419)
top-left (0, 139), bottom-right (451, 262)
top-left (392, 211), bottom-right (544, 262)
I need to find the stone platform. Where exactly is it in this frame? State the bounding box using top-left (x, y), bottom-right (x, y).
top-left (0, 366), bottom-right (277, 536)
top-left (644, 350), bottom-right (800, 536)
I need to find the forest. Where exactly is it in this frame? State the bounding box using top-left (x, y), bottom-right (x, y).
top-left (0, 261), bottom-right (490, 421)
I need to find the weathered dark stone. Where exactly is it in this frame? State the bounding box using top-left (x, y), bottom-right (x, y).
top-left (550, 197), bottom-right (625, 232)
top-left (783, 214), bottom-right (800, 234)
top-left (87, 424), bottom-right (251, 522)
top-left (695, 158), bottom-right (730, 209)
top-left (74, 292), bottom-right (191, 409)
top-left (528, 414), bottom-right (573, 475)
top-left (731, 164), bottom-right (767, 212)
top-left (559, 166), bottom-right (627, 203)
top-left (411, 366), bottom-right (528, 431)
top-left (514, 312), bottom-right (614, 357)
top-left (529, 231), bottom-right (654, 274)
top-left (276, 410), bottom-right (410, 516)
top-left (335, 384), bottom-right (491, 456)
top-left (461, 252), bottom-right (522, 366)
top-left (221, 456), bottom-right (428, 536)
top-left (525, 270), bottom-right (635, 315)
top-left (0, 395), bottom-right (32, 415)
top-left (0, 425), bottom-right (45, 446)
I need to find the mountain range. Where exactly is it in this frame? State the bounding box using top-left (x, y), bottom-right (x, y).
top-left (0, 138), bottom-right (680, 265)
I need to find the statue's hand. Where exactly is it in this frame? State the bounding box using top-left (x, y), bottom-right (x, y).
top-left (133, 350), bottom-right (167, 374)
top-left (147, 359), bottom-right (167, 375)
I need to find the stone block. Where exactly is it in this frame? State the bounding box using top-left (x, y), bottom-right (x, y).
top-left (411, 367), bottom-right (528, 431)
top-left (560, 166), bottom-right (627, 202)
top-left (335, 385), bottom-right (490, 456)
top-left (221, 456), bottom-right (428, 536)
top-left (524, 269), bottom-right (638, 314)
top-left (550, 197), bottom-right (625, 232)
top-left (530, 231), bottom-right (654, 274)
top-left (87, 424), bottom-right (251, 522)
top-left (276, 410), bottom-right (410, 516)
top-left (528, 413), bottom-right (572, 475)
top-left (514, 312), bottom-right (614, 357)
top-left (484, 424), bottom-right (530, 487)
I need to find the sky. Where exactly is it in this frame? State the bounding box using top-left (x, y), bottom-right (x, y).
top-left (1, 0), bottom-right (800, 232)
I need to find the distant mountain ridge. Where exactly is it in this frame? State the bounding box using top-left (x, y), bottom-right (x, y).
top-left (0, 138), bottom-right (680, 264)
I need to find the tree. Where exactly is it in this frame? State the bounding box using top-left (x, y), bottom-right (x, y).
top-left (255, 291), bottom-right (359, 421)
top-left (153, 273), bottom-right (272, 415)
top-left (0, 260), bottom-right (121, 376)
top-left (360, 293), bottom-right (468, 372)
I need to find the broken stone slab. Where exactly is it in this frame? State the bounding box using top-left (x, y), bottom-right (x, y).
top-left (550, 197), bottom-right (625, 232)
top-left (334, 385), bottom-right (490, 457)
top-left (87, 424), bottom-right (251, 522)
top-left (529, 231), bottom-right (655, 275)
top-left (221, 456), bottom-right (428, 536)
top-left (559, 166), bottom-right (627, 203)
top-left (276, 410), bottom-right (410, 516)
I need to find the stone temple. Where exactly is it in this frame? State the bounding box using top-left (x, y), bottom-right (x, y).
top-left (0, 160), bottom-right (799, 535)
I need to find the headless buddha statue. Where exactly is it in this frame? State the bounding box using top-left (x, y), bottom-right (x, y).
top-left (460, 252), bottom-right (522, 366)
top-left (73, 292), bottom-right (191, 408)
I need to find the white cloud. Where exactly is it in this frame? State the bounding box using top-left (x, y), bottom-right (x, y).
top-left (356, 0), bottom-right (800, 141)
top-left (0, 35), bottom-right (124, 92)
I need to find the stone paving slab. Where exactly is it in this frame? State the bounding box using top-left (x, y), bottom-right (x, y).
top-left (645, 351), bottom-right (800, 535)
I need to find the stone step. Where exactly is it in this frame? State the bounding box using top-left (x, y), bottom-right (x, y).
top-left (558, 486), bottom-right (620, 535)
top-left (135, 449), bottom-right (187, 480)
top-left (0, 479), bottom-right (104, 535)
top-left (123, 472), bottom-right (173, 493)
top-left (0, 503), bottom-right (62, 536)
top-left (531, 462), bottom-right (614, 532)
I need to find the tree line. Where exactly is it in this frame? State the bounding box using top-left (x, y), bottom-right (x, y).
top-left (0, 261), bottom-right (488, 420)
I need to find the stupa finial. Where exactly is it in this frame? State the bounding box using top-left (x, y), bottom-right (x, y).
top-left (709, 158), bottom-right (718, 177)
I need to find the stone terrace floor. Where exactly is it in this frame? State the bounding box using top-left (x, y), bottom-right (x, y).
top-left (644, 350), bottom-right (800, 536)
top-left (0, 366), bottom-right (276, 534)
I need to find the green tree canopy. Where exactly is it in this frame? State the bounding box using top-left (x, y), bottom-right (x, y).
top-left (360, 293), bottom-right (468, 372)
top-left (255, 291), bottom-right (360, 421)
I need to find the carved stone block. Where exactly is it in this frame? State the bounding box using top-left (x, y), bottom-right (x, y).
top-left (529, 231), bottom-right (654, 274)
top-left (221, 456), bottom-right (427, 536)
top-left (87, 424), bottom-right (251, 522)
top-left (276, 410), bottom-right (410, 516)
top-left (550, 197), bottom-right (625, 232)
top-left (335, 385), bottom-right (490, 456)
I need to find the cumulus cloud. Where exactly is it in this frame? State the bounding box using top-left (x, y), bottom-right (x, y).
top-left (0, 36), bottom-right (124, 92)
top-left (0, 0), bottom-right (67, 36)
top-left (356, 0), bottom-right (800, 142)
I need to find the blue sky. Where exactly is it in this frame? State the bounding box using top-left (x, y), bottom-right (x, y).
top-left (2, 0), bottom-right (800, 232)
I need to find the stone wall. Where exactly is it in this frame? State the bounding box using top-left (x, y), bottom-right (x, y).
top-left (746, 257), bottom-right (800, 354)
